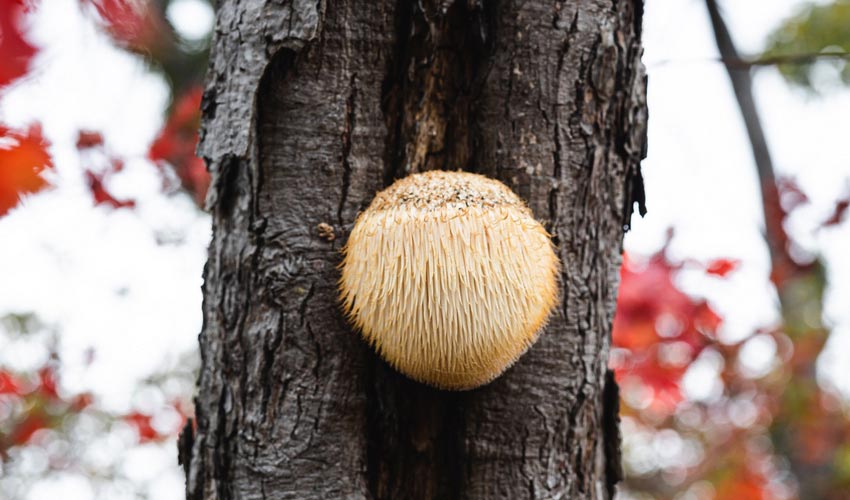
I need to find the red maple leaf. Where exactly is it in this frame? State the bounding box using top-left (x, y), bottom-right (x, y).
top-left (0, 0), bottom-right (37, 89)
top-left (613, 248), bottom-right (725, 413)
top-left (822, 196), bottom-right (849, 228)
top-left (0, 124), bottom-right (53, 216)
top-left (614, 348), bottom-right (689, 412)
top-left (84, 170), bottom-right (135, 208)
top-left (37, 366), bottom-right (59, 399)
top-left (10, 414), bottom-right (48, 445)
top-left (706, 258), bottom-right (739, 277)
top-left (75, 130), bottom-right (105, 149)
top-left (0, 370), bottom-right (23, 395)
top-left (776, 176), bottom-right (809, 212)
top-left (693, 302), bottom-right (722, 335)
top-left (613, 251), bottom-right (719, 350)
top-left (123, 411), bottom-right (160, 443)
top-left (714, 466), bottom-right (768, 500)
top-left (763, 178), bottom-right (817, 286)
top-left (70, 392), bottom-right (94, 411)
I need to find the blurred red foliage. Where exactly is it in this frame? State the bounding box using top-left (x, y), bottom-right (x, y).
top-left (706, 258), bottom-right (739, 277)
top-left (0, 3), bottom-right (207, 221)
top-left (123, 411), bottom-right (159, 443)
top-left (764, 178), bottom-right (817, 288)
top-left (75, 131), bottom-right (139, 208)
top-left (0, 370), bottom-right (24, 395)
top-left (713, 465), bottom-right (769, 500)
top-left (617, 178), bottom-right (850, 498)
top-left (75, 130), bottom-right (105, 150)
top-left (0, 3), bottom-right (51, 218)
top-left (612, 249), bottom-right (722, 413)
top-left (149, 86), bottom-right (209, 207)
top-left (0, 0), bottom-right (37, 89)
top-left (0, 364), bottom-right (95, 455)
top-left (0, 125), bottom-right (53, 216)
top-left (0, 353), bottom-right (188, 468)
top-left (0, 1), bottom-right (203, 492)
top-left (82, 0), bottom-right (166, 52)
top-left (822, 196), bottom-right (849, 228)
top-left (613, 248), bottom-right (778, 497)
top-left (123, 401), bottom-right (189, 444)
top-left (84, 170), bottom-right (135, 209)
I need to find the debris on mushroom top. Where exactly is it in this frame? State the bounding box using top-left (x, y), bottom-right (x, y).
top-left (369, 170), bottom-right (525, 212)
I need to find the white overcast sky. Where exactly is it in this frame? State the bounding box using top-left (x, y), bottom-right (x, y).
top-left (0, 0), bottom-right (848, 497)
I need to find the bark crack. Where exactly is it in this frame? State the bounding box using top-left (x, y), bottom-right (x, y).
top-left (259, 311), bottom-right (285, 419)
top-left (602, 370), bottom-right (623, 498)
top-left (338, 73), bottom-right (357, 226)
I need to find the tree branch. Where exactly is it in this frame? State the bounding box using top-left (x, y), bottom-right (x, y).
top-left (704, 0), bottom-right (785, 270)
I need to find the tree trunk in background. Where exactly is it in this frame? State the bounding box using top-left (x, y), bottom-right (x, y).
top-left (180, 1), bottom-right (646, 498)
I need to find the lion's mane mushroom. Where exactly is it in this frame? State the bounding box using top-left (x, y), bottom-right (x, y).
top-left (339, 170), bottom-right (559, 390)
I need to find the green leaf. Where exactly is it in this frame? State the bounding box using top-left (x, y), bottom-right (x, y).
top-left (763, 1), bottom-right (850, 90)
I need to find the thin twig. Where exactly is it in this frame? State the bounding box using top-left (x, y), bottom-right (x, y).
top-left (648, 52), bottom-right (850, 70)
top-left (729, 51), bottom-right (850, 69)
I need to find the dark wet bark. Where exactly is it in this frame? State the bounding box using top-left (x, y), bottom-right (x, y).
top-left (182, 1), bottom-right (646, 498)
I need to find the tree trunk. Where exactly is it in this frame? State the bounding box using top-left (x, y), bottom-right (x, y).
top-left (181, 1), bottom-right (647, 498)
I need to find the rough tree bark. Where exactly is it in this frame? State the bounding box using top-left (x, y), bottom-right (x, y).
top-left (180, 1), bottom-right (647, 498)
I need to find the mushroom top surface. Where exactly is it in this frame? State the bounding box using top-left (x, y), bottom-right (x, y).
top-left (367, 170), bottom-right (527, 213)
